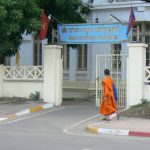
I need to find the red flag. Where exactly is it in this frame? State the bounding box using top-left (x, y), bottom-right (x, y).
top-left (39, 12), bottom-right (49, 40)
top-left (126, 5), bottom-right (136, 36)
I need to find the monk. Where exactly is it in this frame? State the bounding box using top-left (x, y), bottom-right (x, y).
top-left (100, 69), bottom-right (118, 121)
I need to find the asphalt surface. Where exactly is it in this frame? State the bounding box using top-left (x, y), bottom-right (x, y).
top-left (0, 100), bottom-right (44, 117)
top-left (0, 100), bottom-right (150, 150)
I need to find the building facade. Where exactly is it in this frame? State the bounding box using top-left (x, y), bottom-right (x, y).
top-left (9, 0), bottom-right (150, 99)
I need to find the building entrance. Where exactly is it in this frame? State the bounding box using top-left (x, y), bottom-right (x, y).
top-left (96, 54), bottom-right (128, 108)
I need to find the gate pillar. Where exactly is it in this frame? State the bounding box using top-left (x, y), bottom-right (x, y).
top-left (127, 43), bottom-right (148, 107)
top-left (43, 45), bottom-right (63, 106)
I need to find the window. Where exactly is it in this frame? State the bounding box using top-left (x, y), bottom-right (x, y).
top-left (145, 24), bottom-right (150, 31)
top-left (132, 23), bottom-right (142, 42)
top-left (132, 36), bottom-right (142, 42)
top-left (77, 45), bottom-right (87, 71)
top-left (63, 44), bottom-right (87, 71)
top-left (33, 35), bottom-right (42, 66)
top-left (145, 36), bottom-right (150, 66)
top-left (132, 36), bottom-right (137, 42)
top-left (133, 23), bottom-right (142, 33)
top-left (140, 22), bottom-right (150, 66)
top-left (63, 45), bottom-right (70, 70)
top-left (133, 22), bottom-right (150, 66)
top-left (112, 44), bottom-right (121, 70)
top-left (0, 56), bottom-right (10, 65)
top-left (4, 57), bottom-right (10, 66)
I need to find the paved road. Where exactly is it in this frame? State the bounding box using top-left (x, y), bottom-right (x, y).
top-left (0, 100), bottom-right (149, 150)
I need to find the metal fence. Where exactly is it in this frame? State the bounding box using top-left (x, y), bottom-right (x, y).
top-left (96, 54), bottom-right (128, 108)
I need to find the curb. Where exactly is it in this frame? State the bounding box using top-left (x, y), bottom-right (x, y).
top-left (0, 103), bottom-right (53, 122)
top-left (86, 125), bottom-right (150, 137)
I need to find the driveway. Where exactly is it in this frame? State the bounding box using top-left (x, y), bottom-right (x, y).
top-left (0, 100), bottom-right (149, 150)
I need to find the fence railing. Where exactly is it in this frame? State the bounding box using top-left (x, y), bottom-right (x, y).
top-left (145, 66), bottom-right (150, 83)
top-left (3, 66), bottom-right (88, 81)
top-left (3, 66), bottom-right (44, 80)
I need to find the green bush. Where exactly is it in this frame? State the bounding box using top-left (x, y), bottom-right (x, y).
top-left (141, 99), bottom-right (149, 105)
top-left (29, 91), bottom-right (41, 101)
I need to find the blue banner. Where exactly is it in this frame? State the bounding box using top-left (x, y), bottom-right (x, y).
top-left (58, 24), bottom-right (127, 44)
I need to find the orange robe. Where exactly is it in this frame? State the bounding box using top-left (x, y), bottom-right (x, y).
top-left (100, 76), bottom-right (118, 115)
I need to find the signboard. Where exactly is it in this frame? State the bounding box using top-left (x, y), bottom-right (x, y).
top-left (58, 24), bottom-right (127, 44)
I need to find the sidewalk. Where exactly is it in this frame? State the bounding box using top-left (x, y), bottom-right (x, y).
top-left (0, 99), bottom-right (53, 121)
top-left (86, 117), bottom-right (150, 138)
top-left (1, 99), bottom-right (150, 138)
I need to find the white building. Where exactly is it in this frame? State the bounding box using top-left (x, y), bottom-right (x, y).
top-left (7, 0), bottom-right (150, 104)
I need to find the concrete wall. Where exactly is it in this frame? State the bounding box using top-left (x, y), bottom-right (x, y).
top-left (0, 65), bottom-right (43, 98)
top-left (3, 81), bottom-right (43, 98)
top-left (0, 45), bottom-right (63, 106)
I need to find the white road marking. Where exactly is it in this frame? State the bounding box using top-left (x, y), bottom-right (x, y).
top-left (63, 113), bottom-right (150, 142)
top-left (0, 107), bottom-right (65, 125)
top-left (63, 114), bottom-right (100, 134)
top-left (63, 114), bottom-right (100, 131)
top-left (63, 108), bottom-right (128, 134)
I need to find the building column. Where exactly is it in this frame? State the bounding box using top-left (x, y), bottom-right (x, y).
top-left (127, 43), bottom-right (148, 107)
top-left (43, 45), bottom-right (63, 106)
top-left (69, 47), bottom-right (77, 81)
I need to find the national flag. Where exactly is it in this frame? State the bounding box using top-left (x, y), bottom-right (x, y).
top-left (39, 11), bottom-right (49, 40)
top-left (126, 5), bottom-right (136, 36)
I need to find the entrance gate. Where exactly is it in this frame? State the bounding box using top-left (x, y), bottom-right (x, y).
top-left (96, 54), bottom-right (128, 108)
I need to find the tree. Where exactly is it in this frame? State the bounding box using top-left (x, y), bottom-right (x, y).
top-left (0, 0), bottom-right (41, 64)
top-left (0, 0), bottom-right (90, 64)
top-left (39, 0), bottom-right (90, 43)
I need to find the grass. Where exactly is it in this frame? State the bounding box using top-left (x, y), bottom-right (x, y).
top-left (120, 101), bottom-right (150, 119)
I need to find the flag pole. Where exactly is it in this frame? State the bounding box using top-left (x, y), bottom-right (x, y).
top-left (131, 0), bottom-right (133, 42)
top-left (130, 0), bottom-right (133, 43)
top-left (126, 0), bottom-right (136, 38)
top-left (131, 28), bottom-right (133, 42)
top-left (131, 0), bottom-right (133, 6)
top-left (131, 0), bottom-right (139, 42)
